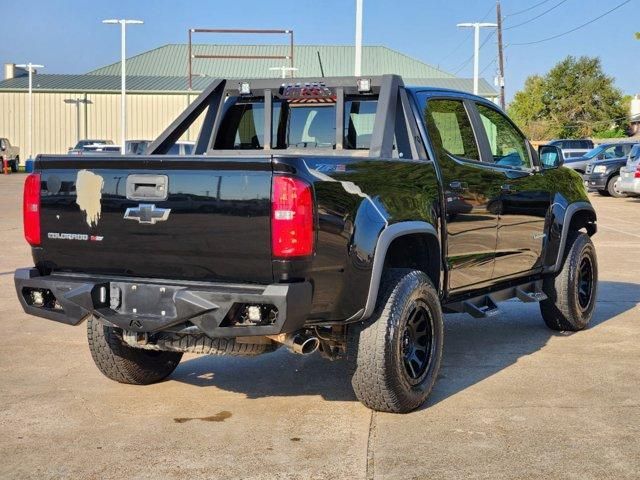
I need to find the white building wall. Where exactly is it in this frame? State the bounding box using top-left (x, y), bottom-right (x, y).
top-left (0, 91), bottom-right (200, 160)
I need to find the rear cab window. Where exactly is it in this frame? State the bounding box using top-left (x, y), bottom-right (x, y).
top-left (163, 78), bottom-right (421, 160)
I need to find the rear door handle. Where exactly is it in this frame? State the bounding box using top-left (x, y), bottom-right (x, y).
top-left (126, 174), bottom-right (169, 201)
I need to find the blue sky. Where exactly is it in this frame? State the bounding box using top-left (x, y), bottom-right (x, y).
top-left (1, 0), bottom-right (638, 101)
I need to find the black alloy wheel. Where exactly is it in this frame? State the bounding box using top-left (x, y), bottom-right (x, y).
top-left (401, 302), bottom-right (434, 385)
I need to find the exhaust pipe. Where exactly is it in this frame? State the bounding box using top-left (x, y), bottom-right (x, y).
top-left (267, 332), bottom-right (320, 355)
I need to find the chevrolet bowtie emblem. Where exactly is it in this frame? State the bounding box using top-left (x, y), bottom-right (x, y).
top-left (124, 204), bottom-right (171, 225)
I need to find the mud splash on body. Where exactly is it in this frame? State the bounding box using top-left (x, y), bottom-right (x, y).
top-left (75, 170), bottom-right (104, 228)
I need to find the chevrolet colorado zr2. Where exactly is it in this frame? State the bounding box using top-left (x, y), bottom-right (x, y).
top-left (15, 76), bottom-right (598, 413)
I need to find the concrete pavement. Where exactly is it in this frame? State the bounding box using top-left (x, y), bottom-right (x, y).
top-left (1, 173), bottom-right (639, 479)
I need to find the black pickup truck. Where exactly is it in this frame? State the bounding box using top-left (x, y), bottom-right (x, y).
top-left (15, 76), bottom-right (598, 413)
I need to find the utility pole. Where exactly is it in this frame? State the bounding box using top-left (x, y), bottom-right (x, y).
top-left (102, 19), bottom-right (144, 155)
top-left (355, 0), bottom-right (363, 76)
top-left (496, 0), bottom-right (506, 109)
top-left (457, 22), bottom-right (497, 96)
top-left (15, 63), bottom-right (44, 162)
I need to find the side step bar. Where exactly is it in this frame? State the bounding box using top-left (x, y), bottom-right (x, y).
top-left (444, 280), bottom-right (547, 319)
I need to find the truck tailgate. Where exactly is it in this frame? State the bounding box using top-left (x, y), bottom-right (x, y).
top-left (34, 156), bottom-right (273, 283)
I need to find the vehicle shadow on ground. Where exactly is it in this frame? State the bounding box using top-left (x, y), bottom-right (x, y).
top-left (170, 281), bottom-right (639, 406)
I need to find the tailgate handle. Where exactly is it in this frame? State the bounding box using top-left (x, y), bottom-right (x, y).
top-left (126, 174), bottom-right (169, 201)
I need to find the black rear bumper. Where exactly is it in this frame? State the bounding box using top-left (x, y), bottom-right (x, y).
top-left (14, 268), bottom-right (312, 337)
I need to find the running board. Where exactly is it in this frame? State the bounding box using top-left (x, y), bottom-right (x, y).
top-left (444, 280), bottom-right (547, 319)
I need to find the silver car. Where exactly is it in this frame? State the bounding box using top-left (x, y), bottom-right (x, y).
top-left (619, 144), bottom-right (640, 196)
top-left (564, 143), bottom-right (635, 174)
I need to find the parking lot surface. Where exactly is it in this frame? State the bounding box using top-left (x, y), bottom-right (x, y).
top-left (1, 173), bottom-right (639, 479)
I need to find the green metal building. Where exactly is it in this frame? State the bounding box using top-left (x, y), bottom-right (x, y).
top-left (0, 44), bottom-right (497, 156)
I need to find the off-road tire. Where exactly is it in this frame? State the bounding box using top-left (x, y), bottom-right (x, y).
top-left (607, 174), bottom-right (625, 198)
top-left (87, 316), bottom-right (183, 385)
top-left (540, 232), bottom-right (598, 331)
top-left (10, 159), bottom-right (18, 173)
top-left (348, 269), bottom-right (444, 413)
top-left (597, 189), bottom-right (610, 197)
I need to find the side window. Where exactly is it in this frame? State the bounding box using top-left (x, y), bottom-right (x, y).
top-left (477, 104), bottom-right (531, 169)
top-left (602, 146), bottom-right (619, 159)
top-left (423, 99), bottom-right (480, 162)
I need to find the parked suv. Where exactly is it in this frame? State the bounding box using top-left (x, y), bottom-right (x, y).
top-left (15, 76), bottom-right (598, 413)
top-left (619, 144), bottom-right (640, 196)
top-left (583, 142), bottom-right (639, 197)
top-left (549, 139), bottom-right (594, 160)
top-left (0, 137), bottom-right (20, 172)
top-left (565, 142), bottom-right (634, 174)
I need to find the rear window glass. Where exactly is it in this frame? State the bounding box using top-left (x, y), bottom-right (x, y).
top-left (281, 104), bottom-right (336, 149)
top-left (215, 101), bottom-right (270, 149)
top-left (216, 99), bottom-right (338, 150)
top-left (212, 95), bottom-right (411, 156)
top-left (183, 143), bottom-right (194, 155)
top-left (570, 140), bottom-right (592, 149)
top-left (344, 99), bottom-right (377, 149)
top-left (167, 144), bottom-right (180, 155)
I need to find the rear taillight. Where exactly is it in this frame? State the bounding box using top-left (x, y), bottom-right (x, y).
top-left (271, 176), bottom-right (314, 258)
top-left (23, 173), bottom-right (41, 246)
top-left (635, 165), bottom-right (640, 179)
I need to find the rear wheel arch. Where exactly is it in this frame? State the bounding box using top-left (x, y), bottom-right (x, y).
top-left (360, 222), bottom-right (441, 320)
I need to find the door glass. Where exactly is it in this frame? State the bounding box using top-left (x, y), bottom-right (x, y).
top-left (477, 104), bottom-right (531, 169)
top-left (423, 99), bottom-right (480, 161)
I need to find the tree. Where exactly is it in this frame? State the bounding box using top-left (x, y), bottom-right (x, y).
top-left (508, 56), bottom-right (628, 140)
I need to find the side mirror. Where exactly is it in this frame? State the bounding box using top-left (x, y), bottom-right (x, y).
top-left (539, 145), bottom-right (564, 169)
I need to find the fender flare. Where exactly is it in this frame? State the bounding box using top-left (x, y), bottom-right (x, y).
top-left (360, 221), bottom-right (439, 321)
top-left (549, 201), bottom-right (597, 273)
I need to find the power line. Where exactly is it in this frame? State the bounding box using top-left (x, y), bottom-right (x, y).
top-left (480, 58), bottom-right (496, 75)
top-left (453, 29), bottom-right (496, 75)
top-left (511, 0), bottom-right (631, 46)
top-left (506, 0), bottom-right (554, 17)
top-left (504, 0), bottom-right (570, 31)
top-left (436, 4), bottom-right (495, 68)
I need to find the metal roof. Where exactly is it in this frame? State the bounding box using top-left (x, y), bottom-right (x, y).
top-left (0, 74), bottom-right (498, 97)
top-left (87, 44), bottom-right (457, 79)
top-left (0, 74), bottom-right (202, 93)
top-left (0, 44), bottom-right (498, 97)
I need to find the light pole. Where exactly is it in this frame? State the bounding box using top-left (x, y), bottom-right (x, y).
top-left (64, 97), bottom-right (92, 146)
top-left (457, 22), bottom-right (497, 95)
top-left (102, 18), bottom-right (143, 155)
top-left (268, 66), bottom-right (298, 79)
top-left (16, 63), bottom-right (44, 162)
top-left (355, 0), bottom-right (363, 76)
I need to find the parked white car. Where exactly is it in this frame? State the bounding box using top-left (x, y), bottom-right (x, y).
top-left (619, 144), bottom-right (640, 196)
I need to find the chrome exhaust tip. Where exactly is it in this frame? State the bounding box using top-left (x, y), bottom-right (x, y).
top-left (267, 333), bottom-right (320, 355)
